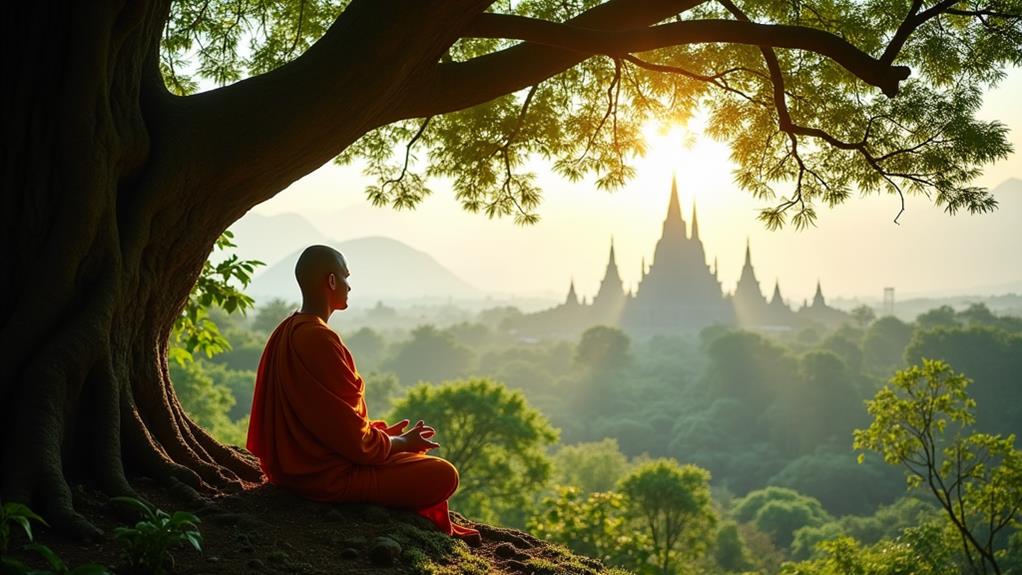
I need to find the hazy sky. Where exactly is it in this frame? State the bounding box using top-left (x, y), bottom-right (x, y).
top-left (247, 69), bottom-right (1022, 303)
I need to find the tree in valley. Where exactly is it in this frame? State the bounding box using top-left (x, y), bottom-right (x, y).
top-left (251, 298), bottom-right (297, 334)
top-left (862, 315), bottom-right (914, 376)
top-left (732, 486), bottom-right (831, 551)
top-left (854, 359), bottom-right (1022, 575)
top-left (383, 325), bottom-right (476, 385)
top-left (386, 378), bottom-right (558, 526)
top-left (3, 0), bottom-right (1020, 535)
top-left (528, 487), bottom-right (650, 570)
top-left (552, 438), bottom-right (632, 495)
top-left (619, 459), bottom-right (717, 574)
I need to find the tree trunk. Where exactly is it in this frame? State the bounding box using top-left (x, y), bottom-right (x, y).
top-left (0, 0), bottom-right (496, 538)
top-left (0, 0), bottom-right (265, 538)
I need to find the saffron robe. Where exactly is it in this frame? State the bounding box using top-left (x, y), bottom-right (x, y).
top-left (247, 312), bottom-right (478, 539)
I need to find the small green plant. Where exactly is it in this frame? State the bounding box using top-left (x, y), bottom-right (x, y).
top-left (1, 500), bottom-right (110, 575)
top-left (1, 501), bottom-right (46, 555)
top-left (111, 497), bottom-right (201, 574)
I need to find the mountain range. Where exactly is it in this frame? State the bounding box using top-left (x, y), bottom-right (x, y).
top-left (245, 236), bottom-right (482, 303)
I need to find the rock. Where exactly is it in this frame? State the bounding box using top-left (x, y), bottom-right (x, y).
top-left (494, 542), bottom-right (518, 558)
top-left (340, 547), bottom-right (359, 559)
top-left (368, 536), bottom-right (402, 566)
top-left (246, 558), bottom-right (264, 570)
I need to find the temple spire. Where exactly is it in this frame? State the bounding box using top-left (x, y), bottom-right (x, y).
top-left (609, 237), bottom-right (617, 267)
top-left (566, 278), bottom-right (579, 306)
top-left (663, 174), bottom-right (686, 237)
top-left (813, 279), bottom-right (826, 307)
top-left (771, 279), bottom-right (783, 305)
top-left (744, 237), bottom-right (752, 266)
top-left (691, 202), bottom-right (700, 240)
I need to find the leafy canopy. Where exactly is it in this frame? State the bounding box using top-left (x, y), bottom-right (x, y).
top-left (387, 378), bottom-right (558, 526)
top-left (854, 359), bottom-right (1022, 574)
top-left (159, 0), bottom-right (1020, 227)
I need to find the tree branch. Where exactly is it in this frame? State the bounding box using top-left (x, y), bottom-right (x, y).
top-left (395, 0), bottom-right (706, 118)
top-left (157, 0), bottom-right (497, 217)
top-left (462, 13), bottom-right (910, 94)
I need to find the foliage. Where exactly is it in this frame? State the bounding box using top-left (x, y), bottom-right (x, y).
top-left (854, 359), bottom-right (1022, 574)
top-left (713, 522), bottom-right (754, 572)
top-left (252, 298), bottom-right (296, 334)
top-left (862, 316), bottom-right (914, 376)
top-left (346, 327), bottom-right (389, 372)
top-left (111, 497), bottom-right (202, 575)
top-left (162, 0), bottom-right (1019, 227)
top-left (387, 378), bottom-right (558, 526)
top-left (363, 371), bottom-right (402, 416)
top-left (767, 446), bottom-right (902, 517)
top-left (383, 325), bottom-right (475, 385)
top-left (170, 231), bottom-right (262, 365)
top-left (0, 501), bottom-right (109, 575)
top-left (0, 502), bottom-right (44, 555)
top-left (619, 459), bottom-right (717, 574)
top-left (169, 359), bottom-right (248, 445)
top-left (528, 487), bottom-right (649, 570)
top-left (552, 438), bottom-right (631, 495)
top-left (905, 325), bottom-right (1022, 437)
top-left (780, 522), bottom-right (961, 575)
top-left (575, 326), bottom-right (632, 372)
top-left (732, 487), bottom-right (832, 551)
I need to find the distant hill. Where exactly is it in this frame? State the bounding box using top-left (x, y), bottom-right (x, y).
top-left (248, 236), bottom-right (482, 302)
top-left (227, 212), bottom-right (331, 268)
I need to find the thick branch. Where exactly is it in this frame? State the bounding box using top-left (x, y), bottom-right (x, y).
top-left (465, 14), bottom-right (910, 97)
top-left (395, 0), bottom-right (704, 118)
top-left (154, 0), bottom-right (496, 216)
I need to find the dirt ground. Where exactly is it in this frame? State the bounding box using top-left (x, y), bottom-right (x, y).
top-left (5, 477), bottom-right (621, 575)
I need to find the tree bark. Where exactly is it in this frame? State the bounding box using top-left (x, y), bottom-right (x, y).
top-left (0, 0), bottom-right (265, 537)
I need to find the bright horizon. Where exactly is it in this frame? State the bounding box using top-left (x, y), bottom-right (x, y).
top-left (244, 69), bottom-right (1022, 304)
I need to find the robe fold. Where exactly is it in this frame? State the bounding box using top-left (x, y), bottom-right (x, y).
top-left (247, 312), bottom-right (478, 540)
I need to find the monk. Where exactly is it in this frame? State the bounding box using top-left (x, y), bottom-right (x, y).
top-left (246, 245), bottom-right (479, 541)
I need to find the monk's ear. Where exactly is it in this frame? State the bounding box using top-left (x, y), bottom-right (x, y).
top-left (327, 273), bottom-right (336, 290)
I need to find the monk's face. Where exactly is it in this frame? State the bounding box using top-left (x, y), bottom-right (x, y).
top-left (327, 258), bottom-right (351, 311)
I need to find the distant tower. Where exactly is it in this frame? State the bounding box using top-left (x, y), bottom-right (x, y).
top-left (770, 279), bottom-right (784, 306)
top-left (565, 278), bottom-right (580, 307)
top-left (883, 287), bottom-right (896, 316)
top-left (812, 279), bottom-right (826, 308)
top-left (591, 237), bottom-right (627, 322)
top-left (690, 202), bottom-right (700, 241)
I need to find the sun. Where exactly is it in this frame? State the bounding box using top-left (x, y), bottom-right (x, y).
top-left (633, 118), bottom-right (736, 214)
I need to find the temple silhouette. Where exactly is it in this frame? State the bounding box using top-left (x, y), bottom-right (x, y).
top-left (511, 176), bottom-right (848, 336)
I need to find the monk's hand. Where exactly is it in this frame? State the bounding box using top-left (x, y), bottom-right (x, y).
top-left (383, 419), bottom-right (409, 436)
top-left (391, 420), bottom-right (440, 454)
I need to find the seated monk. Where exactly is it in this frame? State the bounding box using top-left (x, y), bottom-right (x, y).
top-left (246, 245), bottom-right (479, 541)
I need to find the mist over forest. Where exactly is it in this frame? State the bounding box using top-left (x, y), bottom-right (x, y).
top-left (172, 230), bottom-right (1022, 573)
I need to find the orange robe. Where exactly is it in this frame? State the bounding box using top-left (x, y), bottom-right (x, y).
top-left (247, 312), bottom-right (478, 539)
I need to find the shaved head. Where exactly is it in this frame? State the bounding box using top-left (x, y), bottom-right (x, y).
top-left (295, 244), bottom-right (346, 295)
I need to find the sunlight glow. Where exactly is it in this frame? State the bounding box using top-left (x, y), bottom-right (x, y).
top-left (634, 119), bottom-right (736, 216)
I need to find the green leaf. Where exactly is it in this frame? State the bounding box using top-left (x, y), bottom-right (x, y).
top-left (24, 543), bottom-right (65, 571)
top-left (11, 516), bottom-right (32, 542)
top-left (110, 497), bottom-right (155, 520)
top-left (185, 531), bottom-right (202, 553)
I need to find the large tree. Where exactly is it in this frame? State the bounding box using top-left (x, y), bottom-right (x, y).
top-left (2, 0), bottom-right (1019, 537)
